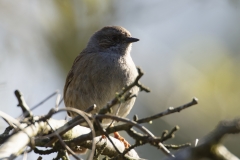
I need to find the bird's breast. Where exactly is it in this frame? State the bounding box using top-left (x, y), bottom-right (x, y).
top-left (66, 52), bottom-right (138, 115)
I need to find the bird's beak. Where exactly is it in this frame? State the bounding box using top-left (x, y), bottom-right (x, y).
top-left (125, 37), bottom-right (139, 43)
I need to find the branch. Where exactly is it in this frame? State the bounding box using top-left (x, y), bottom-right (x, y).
top-left (68, 114), bottom-right (174, 158)
top-left (137, 97), bottom-right (198, 124)
top-left (15, 90), bottom-right (33, 118)
top-left (0, 115), bottom-right (139, 159)
top-left (166, 119), bottom-right (240, 160)
top-left (0, 94), bottom-right (198, 159)
top-left (99, 67), bottom-right (150, 115)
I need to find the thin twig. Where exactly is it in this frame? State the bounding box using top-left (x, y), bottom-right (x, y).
top-left (39, 105), bottom-right (97, 140)
top-left (166, 119), bottom-right (240, 160)
top-left (15, 90), bottom-right (33, 118)
top-left (93, 141), bottom-right (107, 159)
top-left (95, 119), bottom-right (121, 154)
top-left (46, 120), bottom-right (81, 160)
top-left (63, 113), bottom-right (174, 157)
top-left (164, 143), bottom-right (191, 150)
top-left (99, 67), bottom-right (150, 115)
top-left (137, 98), bottom-right (198, 124)
top-left (161, 126), bottom-right (179, 142)
top-left (96, 114), bottom-right (154, 137)
top-left (23, 148), bottom-right (28, 160)
top-left (1, 118), bottom-right (16, 130)
top-left (37, 156), bottom-right (43, 160)
top-left (0, 111), bottom-right (22, 129)
top-left (96, 114), bottom-right (174, 157)
top-left (34, 147), bottom-right (57, 155)
top-left (3, 126), bottom-right (13, 135)
top-left (0, 111), bottom-right (35, 153)
top-left (121, 140), bottom-right (145, 157)
top-left (85, 104), bottom-right (97, 113)
top-left (55, 93), bottom-right (61, 111)
top-left (37, 108), bottom-right (96, 160)
top-left (30, 91), bottom-right (59, 111)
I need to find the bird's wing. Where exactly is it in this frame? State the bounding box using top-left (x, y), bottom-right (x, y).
top-left (63, 53), bottom-right (85, 116)
top-left (63, 53), bottom-right (83, 100)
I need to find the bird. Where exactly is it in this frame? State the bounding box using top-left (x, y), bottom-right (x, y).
top-left (63, 26), bottom-right (139, 149)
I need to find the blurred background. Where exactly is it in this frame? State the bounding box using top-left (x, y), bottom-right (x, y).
top-left (1, 0), bottom-right (240, 159)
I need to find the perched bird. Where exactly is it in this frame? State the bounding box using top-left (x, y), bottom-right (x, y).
top-left (63, 26), bottom-right (139, 148)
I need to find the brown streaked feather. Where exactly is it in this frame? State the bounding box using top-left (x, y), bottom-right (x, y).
top-left (63, 70), bottom-right (73, 101)
top-left (63, 52), bottom-right (86, 116)
top-left (64, 55), bottom-right (80, 100)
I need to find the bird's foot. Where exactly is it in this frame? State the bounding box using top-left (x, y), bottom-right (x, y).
top-left (114, 132), bottom-right (131, 148)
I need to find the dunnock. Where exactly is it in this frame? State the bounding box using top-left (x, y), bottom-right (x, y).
top-left (63, 26), bottom-right (139, 149)
top-left (64, 26), bottom-right (139, 122)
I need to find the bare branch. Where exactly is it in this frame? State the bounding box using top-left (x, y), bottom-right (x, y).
top-left (30, 91), bottom-right (59, 111)
top-left (161, 126), bottom-right (179, 142)
top-left (99, 67), bottom-right (150, 115)
top-left (15, 90), bottom-right (33, 118)
top-left (137, 98), bottom-right (198, 124)
top-left (166, 119), bottom-right (240, 160)
top-left (46, 120), bottom-right (80, 160)
top-left (95, 119), bottom-right (121, 154)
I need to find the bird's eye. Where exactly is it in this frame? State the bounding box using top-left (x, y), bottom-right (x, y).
top-left (112, 36), bottom-right (119, 42)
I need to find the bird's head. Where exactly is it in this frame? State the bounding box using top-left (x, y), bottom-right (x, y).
top-left (87, 26), bottom-right (139, 54)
